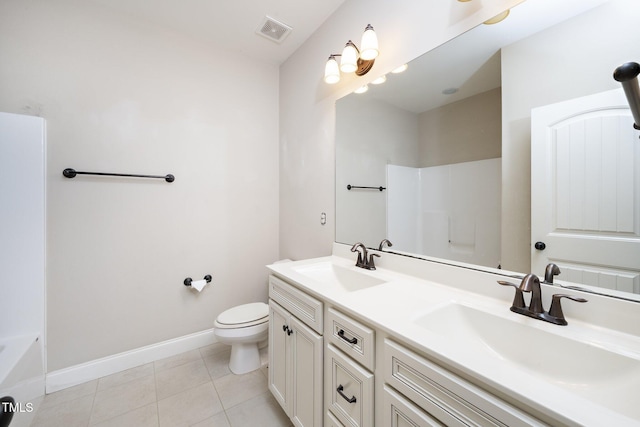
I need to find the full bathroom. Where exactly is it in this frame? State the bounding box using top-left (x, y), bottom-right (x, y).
top-left (1, 0), bottom-right (640, 426)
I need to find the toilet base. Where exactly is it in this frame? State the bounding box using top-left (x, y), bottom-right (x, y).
top-left (229, 342), bottom-right (261, 375)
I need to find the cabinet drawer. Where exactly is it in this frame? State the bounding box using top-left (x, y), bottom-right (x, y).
top-left (326, 410), bottom-right (345, 427)
top-left (384, 339), bottom-right (545, 427)
top-left (383, 385), bottom-right (444, 427)
top-left (326, 307), bottom-right (375, 371)
top-left (269, 275), bottom-right (323, 334)
top-left (326, 344), bottom-right (374, 427)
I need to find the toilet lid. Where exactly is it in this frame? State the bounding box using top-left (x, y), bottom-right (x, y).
top-left (217, 302), bottom-right (269, 326)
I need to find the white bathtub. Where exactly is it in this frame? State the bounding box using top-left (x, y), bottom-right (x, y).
top-left (0, 334), bottom-right (45, 427)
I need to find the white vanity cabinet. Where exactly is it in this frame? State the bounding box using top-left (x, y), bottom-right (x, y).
top-left (268, 275), bottom-right (323, 427)
top-left (382, 339), bottom-right (547, 427)
top-left (324, 307), bottom-right (375, 427)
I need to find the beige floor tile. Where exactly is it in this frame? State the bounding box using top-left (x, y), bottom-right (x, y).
top-left (157, 381), bottom-right (223, 427)
top-left (202, 347), bottom-right (232, 380)
top-left (155, 358), bottom-right (211, 400)
top-left (225, 392), bottom-right (291, 427)
top-left (31, 394), bottom-right (94, 427)
top-left (154, 349), bottom-right (202, 372)
top-left (97, 362), bottom-right (155, 391)
top-left (199, 342), bottom-right (230, 358)
top-left (91, 402), bottom-right (158, 427)
top-left (191, 412), bottom-right (231, 427)
top-left (39, 379), bottom-right (98, 410)
top-left (213, 370), bottom-right (268, 410)
top-left (89, 375), bottom-right (156, 425)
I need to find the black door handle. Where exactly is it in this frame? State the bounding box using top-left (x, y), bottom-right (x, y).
top-left (534, 241), bottom-right (546, 250)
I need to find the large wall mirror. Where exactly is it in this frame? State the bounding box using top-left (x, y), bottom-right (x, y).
top-left (335, 0), bottom-right (640, 301)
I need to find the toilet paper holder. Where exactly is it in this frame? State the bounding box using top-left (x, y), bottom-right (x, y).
top-left (184, 275), bottom-right (212, 287)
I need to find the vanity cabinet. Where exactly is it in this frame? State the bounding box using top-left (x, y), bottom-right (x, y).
top-left (268, 275), bottom-right (323, 427)
top-left (382, 339), bottom-right (546, 427)
top-left (324, 308), bottom-right (375, 427)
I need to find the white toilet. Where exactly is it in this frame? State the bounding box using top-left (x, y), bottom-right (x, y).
top-left (214, 302), bottom-right (269, 375)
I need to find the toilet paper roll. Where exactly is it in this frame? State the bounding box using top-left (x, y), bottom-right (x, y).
top-left (190, 279), bottom-right (208, 292)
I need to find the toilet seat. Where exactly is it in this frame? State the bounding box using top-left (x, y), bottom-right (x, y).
top-left (215, 302), bottom-right (268, 329)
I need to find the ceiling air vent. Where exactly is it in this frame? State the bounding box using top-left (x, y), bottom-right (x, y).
top-left (256, 16), bottom-right (292, 43)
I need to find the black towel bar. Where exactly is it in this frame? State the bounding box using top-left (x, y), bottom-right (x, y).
top-left (347, 184), bottom-right (386, 191)
top-left (63, 168), bottom-right (175, 183)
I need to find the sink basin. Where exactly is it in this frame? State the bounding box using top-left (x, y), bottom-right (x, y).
top-left (415, 303), bottom-right (640, 418)
top-left (293, 262), bottom-right (387, 292)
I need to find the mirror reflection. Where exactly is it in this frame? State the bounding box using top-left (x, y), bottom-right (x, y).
top-left (335, 0), bottom-right (640, 300)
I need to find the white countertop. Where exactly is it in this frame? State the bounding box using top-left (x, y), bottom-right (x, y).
top-left (267, 248), bottom-right (640, 427)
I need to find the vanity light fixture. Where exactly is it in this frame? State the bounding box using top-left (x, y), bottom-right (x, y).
top-left (324, 24), bottom-right (379, 84)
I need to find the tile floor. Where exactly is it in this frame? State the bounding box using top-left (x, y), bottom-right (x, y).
top-left (30, 344), bottom-right (292, 427)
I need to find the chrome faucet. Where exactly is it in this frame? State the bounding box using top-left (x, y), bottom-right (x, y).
top-left (498, 273), bottom-right (587, 325)
top-left (350, 242), bottom-right (379, 270)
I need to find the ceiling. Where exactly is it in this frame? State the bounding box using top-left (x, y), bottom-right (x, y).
top-left (87, 0), bottom-right (346, 65)
top-left (355, 0), bottom-right (609, 113)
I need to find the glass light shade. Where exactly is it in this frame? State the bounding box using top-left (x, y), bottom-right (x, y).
top-left (359, 25), bottom-right (379, 60)
top-left (324, 56), bottom-right (340, 84)
top-left (340, 41), bottom-right (358, 73)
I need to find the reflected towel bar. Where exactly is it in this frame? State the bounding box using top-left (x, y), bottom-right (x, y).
top-left (613, 61), bottom-right (640, 130)
top-left (347, 184), bottom-right (386, 191)
top-left (63, 168), bottom-right (175, 183)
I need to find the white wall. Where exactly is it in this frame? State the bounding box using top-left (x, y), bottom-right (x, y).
top-left (501, 0), bottom-right (640, 272)
top-left (0, 0), bottom-right (279, 371)
top-left (279, 0), bottom-right (522, 260)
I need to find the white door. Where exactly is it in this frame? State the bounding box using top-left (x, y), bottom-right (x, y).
top-left (531, 89), bottom-right (640, 294)
top-left (290, 316), bottom-right (322, 427)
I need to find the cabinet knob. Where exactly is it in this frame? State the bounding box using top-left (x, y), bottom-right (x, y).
top-left (534, 241), bottom-right (546, 250)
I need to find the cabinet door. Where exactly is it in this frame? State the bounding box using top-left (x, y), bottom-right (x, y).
top-left (269, 300), bottom-right (291, 414)
top-left (290, 315), bottom-right (323, 427)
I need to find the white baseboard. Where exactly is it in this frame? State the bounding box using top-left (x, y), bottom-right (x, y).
top-left (46, 329), bottom-right (216, 393)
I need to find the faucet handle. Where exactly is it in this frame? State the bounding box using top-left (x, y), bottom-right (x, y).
top-left (548, 294), bottom-right (588, 325)
top-left (367, 253), bottom-right (380, 270)
top-left (497, 280), bottom-right (526, 311)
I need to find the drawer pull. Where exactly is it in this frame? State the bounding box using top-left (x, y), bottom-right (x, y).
top-left (337, 385), bottom-right (357, 404)
top-left (338, 329), bottom-right (358, 344)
